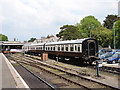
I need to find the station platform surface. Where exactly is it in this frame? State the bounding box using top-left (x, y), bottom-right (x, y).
top-left (0, 53), bottom-right (29, 89)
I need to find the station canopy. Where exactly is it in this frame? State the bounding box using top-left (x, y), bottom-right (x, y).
top-left (0, 41), bottom-right (23, 46)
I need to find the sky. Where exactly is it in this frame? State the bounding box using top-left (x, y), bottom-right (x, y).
top-left (0, 0), bottom-right (119, 42)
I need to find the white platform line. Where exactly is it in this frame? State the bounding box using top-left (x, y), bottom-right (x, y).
top-left (2, 53), bottom-right (30, 89)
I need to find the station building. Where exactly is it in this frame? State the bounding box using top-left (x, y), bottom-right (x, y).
top-left (0, 41), bottom-right (23, 52)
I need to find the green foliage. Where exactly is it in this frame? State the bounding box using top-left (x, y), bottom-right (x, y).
top-left (103, 15), bottom-right (118, 29)
top-left (0, 34), bottom-right (8, 41)
top-left (114, 20), bottom-right (120, 49)
top-left (47, 35), bottom-right (50, 38)
top-left (56, 25), bottom-right (81, 40)
top-left (28, 38), bottom-right (36, 42)
top-left (91, 26), bottom-right (112, 47)
top-left (77, 16), bottom-right (101, 38)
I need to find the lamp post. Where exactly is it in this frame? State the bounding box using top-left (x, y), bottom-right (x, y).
top-left (113, 22), bottom-right (116, 49)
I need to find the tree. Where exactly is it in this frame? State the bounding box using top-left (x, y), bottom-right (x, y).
top-left (103, 15), bottom-right (118, 29)
top-left (77, 16), bottom-right (101, 38)
top-left (47, 35), bottom-right (50, 38)
top-left (28, 38), bottom-right (36, 42)
top-left (56, 25), bottom-right (81, 40)
top-left (91, 26), bottom-right (112, 47)
top-left (0, 34), bottom-right (8, 41)
top-left (114, 20), bottom-right (120, 49)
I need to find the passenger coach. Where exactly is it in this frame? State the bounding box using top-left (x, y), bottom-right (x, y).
top-left (22, 38), bottom-right (98, 64)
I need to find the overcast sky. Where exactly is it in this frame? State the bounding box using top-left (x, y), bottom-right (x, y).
top-left (0, 0), bottom-right (119, 42)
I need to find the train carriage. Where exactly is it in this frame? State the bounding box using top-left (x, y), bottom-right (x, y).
top-left (22, 43), bottom-right (45, 55)
top-left (45, 38), bottom-right (98, 63)
top-left (22, 38), bottom-right (98, 64)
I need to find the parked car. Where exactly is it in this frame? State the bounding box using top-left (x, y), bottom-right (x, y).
top-left (117, 49), bottom-right (120, 52)
top-left (118, 58), bottom-right (120, 63)
top-left (112, 49), bottom-right (119, 54)
top-left (98, 48), bottom-right (112, 58)
top-left (99, 52), bottom-right (113, 60)
top-left (106, 52), bottom-right (120, 64)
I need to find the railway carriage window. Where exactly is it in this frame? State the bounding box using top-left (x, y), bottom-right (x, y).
top-left (75, 45), bottom-right (77, 51)
top-left (53, 47), bottom-right (55, 51)
top-left (62, 47), bottom-right (64, 51)
top-left (70, 45), bottom-right (74, 51)
top-left (78, 46), bottom-right (80, 52)
top-left (61, 45), bottom-right (64, 51)
top-left (49, 46), bottom-right (50, 50)
top-left (58, 46), bottom-right (60, 51)
top-left (65, 45), bottom-right (68, 51)
top-left (51, 47), bottom-right (52, 51)
top-left (48, 47), bottom-right (49, 50)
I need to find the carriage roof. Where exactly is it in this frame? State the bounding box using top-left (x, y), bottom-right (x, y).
top-left (45, 38), bottom-right (90, 45)
top-left (23, 38), bottom-right (93, 46)
top-left (23, 42), bottom-right (44, 46)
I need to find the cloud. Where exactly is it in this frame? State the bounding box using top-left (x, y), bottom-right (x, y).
top-left (0, 0), bottom-right (118, 41)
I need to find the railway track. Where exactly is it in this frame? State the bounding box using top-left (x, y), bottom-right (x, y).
top-left (6, 54), bottom-right (119, 89)
top-left (25, 54), bottom-right (120, 75)
top-left (5, 54), bottom-right (57, 89)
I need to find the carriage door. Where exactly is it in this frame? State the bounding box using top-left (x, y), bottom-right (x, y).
top-left (88, 41), bottom-right (96, 57)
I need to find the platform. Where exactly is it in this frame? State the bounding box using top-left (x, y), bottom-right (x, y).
top-left (0, 53), bottom-right (29, 89)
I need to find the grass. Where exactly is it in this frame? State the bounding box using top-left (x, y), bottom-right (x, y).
top-left (13, 63), bottom-right (19, 66)
top-left (14, 81), bottom-right (17, 86)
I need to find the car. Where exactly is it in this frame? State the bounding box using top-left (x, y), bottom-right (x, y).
top-left (118, 58), bottom-right (120, 63)
top-left (98, 48), bottom-right (112, 58)
top-left (112, 49), bottom-right (119, 54)
top-left (99, 52), bottom-right (113, 60)
top-left (106, 52), bottom-right (120, 64)
top-left (117, 49), bottom-right (120, 52)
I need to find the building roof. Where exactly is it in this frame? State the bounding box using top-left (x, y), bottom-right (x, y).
top-left (0, 41), bottom-right (23, 45)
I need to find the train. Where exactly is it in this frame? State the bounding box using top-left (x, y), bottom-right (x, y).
top-left (22, 38), bottom-right (99, 64)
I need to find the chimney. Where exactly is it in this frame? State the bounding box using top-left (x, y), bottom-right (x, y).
top-left (14, 38), bottom-right (16, 41)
